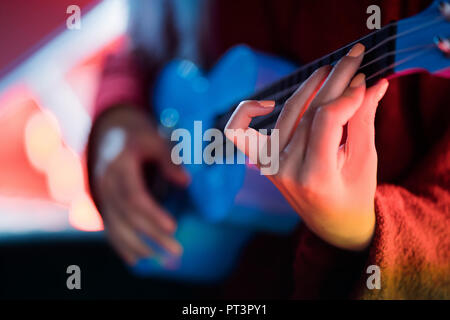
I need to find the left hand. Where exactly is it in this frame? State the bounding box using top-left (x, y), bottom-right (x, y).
top-left (225, 44), bottom-right (389, 251)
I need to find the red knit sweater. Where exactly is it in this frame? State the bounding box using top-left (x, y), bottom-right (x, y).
top-left (88, 0), bottom-right (450, 299)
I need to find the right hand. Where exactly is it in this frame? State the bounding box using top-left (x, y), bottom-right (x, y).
top-left (92, 106), bottom-right (189, 265)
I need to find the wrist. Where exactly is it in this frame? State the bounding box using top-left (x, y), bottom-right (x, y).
top-left (305, 207), bottom-right (376, 252)
top-left (333, 210), bottom-right (376, 252)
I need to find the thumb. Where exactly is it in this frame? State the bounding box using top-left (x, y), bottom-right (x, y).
top-left (346, 78), bottom-right (389, 167)
top-left (304, 73), bottom-right (366, 170)
top-left (224, 100), bottom-right (275, 165)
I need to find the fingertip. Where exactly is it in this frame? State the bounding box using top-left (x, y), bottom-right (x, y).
top-left (349, 73), bottom-right (366, 88)
top-left (226, 100), bottom-right (275, 131)
top-left (347, 43), bottom-right (365, 58)
top-left (163, 218), bottom-right (177, 234)
top-left (171, 165), bottom-right (191, 187)
top-left (376, 78), bottom-right (389, 102)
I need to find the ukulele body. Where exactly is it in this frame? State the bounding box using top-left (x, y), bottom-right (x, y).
top-left (132, 45), bottom-right (300, 282)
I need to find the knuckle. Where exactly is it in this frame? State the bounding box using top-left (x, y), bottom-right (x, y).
top-left (277, 154), bottom-right (297, 178)
top-left (128, 192), bottom-right (143, 207)
top-left (315, 105), bottom-right (335, 123)
top-left (340, 95), bottom-right (355, 104)
top-left (283, 97), bottom-right (294, 110)
top-left (129, 216), bottom-right (149, 235)
top-left (277, 165), bottom-right (291, 181)
top-left (237, 100), bottom-right (253, 109)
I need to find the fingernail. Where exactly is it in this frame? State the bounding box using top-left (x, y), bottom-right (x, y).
top-left (259, 100), bottom-right (275, 108)
top-left (350, 73), bottom-right (366, 88)
top-left (347, 43), bottom-right (365, 57)
top-left (375, 79), bottom-right (389, 102)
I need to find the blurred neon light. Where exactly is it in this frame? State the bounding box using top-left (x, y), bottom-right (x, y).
top-left (69, 194), bottom-right (103, 232)
top-left (25, 110), bottom-right (62, 172)
top-left (0, 0), bottom-right (129, 153)
top-left (0, 1), bottom-right (129, 233)
top-left (46, 147), bottom-right (84, 204)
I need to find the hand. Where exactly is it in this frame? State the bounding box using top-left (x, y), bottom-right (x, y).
top-left (225, 44), bottom-right (389, 251)
top-left (92, 106), bottom-right (189, 265)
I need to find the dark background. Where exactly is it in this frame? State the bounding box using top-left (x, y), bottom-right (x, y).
top-left (0, 237), bottom-right (222, 299)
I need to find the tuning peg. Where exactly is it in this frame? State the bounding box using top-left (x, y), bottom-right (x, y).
top-left (439, 1), bottom-right (450, 20)
top-left (434, 35), bottom-right (450, 57)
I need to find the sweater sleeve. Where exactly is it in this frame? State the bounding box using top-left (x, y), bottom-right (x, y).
top-left (93, 48), bottom-right (149, 119)
top-left (292, 128), bottom-right (450, 299)
top-left (359, 129), bottom-right (450, 299)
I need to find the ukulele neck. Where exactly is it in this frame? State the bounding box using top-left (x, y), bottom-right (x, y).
top-left (216, 23), bottom-right (398, 131)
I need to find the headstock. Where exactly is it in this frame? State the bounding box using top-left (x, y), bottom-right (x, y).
top-left (394, 0), bottom-right (450, 78)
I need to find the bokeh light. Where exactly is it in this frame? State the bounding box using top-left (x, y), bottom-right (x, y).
top-left (69, 193), bottom-right (103, 231)
top-left (24, 110), bottom-right (62, 172)
top-left (46, 147), bottom-right (84, 204)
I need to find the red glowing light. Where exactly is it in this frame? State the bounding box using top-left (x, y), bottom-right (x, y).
top-left (69, 194), bottom-right (103, 231)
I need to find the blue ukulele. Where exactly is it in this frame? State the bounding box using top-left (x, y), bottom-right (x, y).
top-left (133, 0), bottom-right (450, 282)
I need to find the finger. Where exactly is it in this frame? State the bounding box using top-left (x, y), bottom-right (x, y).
top-left (345, 78), bottom-right (389, 167)
top-left (136, 128), bottom-right (191, 187)
top-left (226, 100), bottom-right (276, 130)
top-left (274, 65), bottom-right (331, 150)
top-left (105, 227), bottom-right (139, 266)
top-left (116, 157), bottom-right (177, 233)
top-left (311, 43), bottom-right (365, 107)
top-left (284, 44), bottom-right (365, 163)
top-left (224, 100), bottom-right (275, 164)
top-left (304, 73), bottom-right (366, 171)
top-left (107, 173), bottom-right (183, 256)
top-left (126, 210), bottom-right (183, 256)
top-left (104, 206), bottom-right (153, 265)
top-left (159, 151), bottom-right (191, 187)
top-left (107, 169), bottom-right (182, 256)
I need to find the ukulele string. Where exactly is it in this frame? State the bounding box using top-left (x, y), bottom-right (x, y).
top-left (217, 8), bottom-right (447, 132)
top-left (250, 43), bottom-right (437, 130)
top-left (365, 45), bottom-right (435, 81)
top-left (364, 15), bottom-right (444, 56)
top-left (255, 43), bottom-right (435, 103)
top-left (264, 43), bottom-right (435, 99)
top-left (253, 14), bottom-right (444, 104)
top-left (359, 43), bottom-right (435, 70)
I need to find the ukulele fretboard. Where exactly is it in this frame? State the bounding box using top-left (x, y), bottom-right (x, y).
top-left (216, 22), bottom-right (397, 131)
